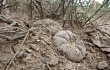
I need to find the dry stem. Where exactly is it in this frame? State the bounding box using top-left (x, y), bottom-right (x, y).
top-left (5, 30), bottom-right (29, 70)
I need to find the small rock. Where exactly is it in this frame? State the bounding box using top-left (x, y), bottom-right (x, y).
top-left (49, 26), bottom-right (63, 36)
top-left (58, 64), bottom-right (65, 70)
top-left (41, 19), bottom-right (59, 26)
top-left (36, 39), bottom-right (41, 43)
top-left (97, 61), bottom-right (108, 69)
top-left (57, 44), bottom-right (86, 62)
top-left (16, 50), bottom-right (26, 59)
top-left (91, 38), bottom-right (103, 48)
top-left (55, 30), bottom-right (76, 42)
top-left (76, 40), bottom-right (86, 56)
top-left (101, 48), bottom-right (110, 53)
top-left (107, 54), bottom-right (110, 57)
top-left (30, 44), bottom-right (39, 52)
top-left (53, 36), bottom-right (69, 47)
top-left (98, 61), bottom-right (108, 69)
top-left (32, 20), bottom-right (42, 27)
top-left (11, 21), bottom-right (19, 26)
top-left (29, 27), bottom-right (36, 32)
top-left (0, 38), bottom-right (7, 42)
top-left (65, 62), bottom-right (73, 70)
top-left (48, 55), bottom-right (58, 67)
top-left (25, 48), bottom-right (32, 53)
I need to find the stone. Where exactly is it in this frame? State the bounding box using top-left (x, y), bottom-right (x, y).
top-left (29, 27), bottom-right (37, 32)
top-left (57, 44), bottom-right (86, 62)
top-left (65, 62), bottom-right (73, 70)
top-left (41, 19), bottom-right (59, 26)
top-left (32, 19), bottom-right (63, 35)
top-left (0, 38), bottom-right (7, 42)
top-left (30, 44), bottom-right (39, 52)
top-left (48, 55), bottom-right (58, 67)
top-left (25, 48), bottom-right (32, 53)
top-left (101, 48), bottom-right (110, 53)
top-left (32, 20), bottom-right (42, 27)
top-left (76, 40), bottom-right (86, 56)
top-left (49, 26), bottom-right (63, 36)
top-left (97, 61), bottom-right (108, 69)
top-left (55, 30), bottom-right (76, 42)
top-left (16, 50), bottom-right (26, 59)
top-left (53, 36), bottom-right (69, 47)
top-left (107, 54), bottom-right (110, 57)
top-left (91, 38), bottom-right (103, 48)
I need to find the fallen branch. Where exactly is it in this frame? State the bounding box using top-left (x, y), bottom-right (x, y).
top-left (91, 9), bottom-right (110, 23)
top-left (96, 28), bottom-right (110, 38)
top-left (39, 36), bottom-right (60, 56)
top-left (0, 27), bottom-right (27, 40)
top-left (0, 32), bottom-right (27, 40)
top-left (82, 0), bottom-right (109, 27)
top-left (0, 15), bottom-right (14, 24)
top-left (5, 30), bottom-right (29, 70)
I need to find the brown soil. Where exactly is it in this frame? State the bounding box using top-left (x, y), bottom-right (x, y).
top-left (0, 18), bottom-right (109, 70)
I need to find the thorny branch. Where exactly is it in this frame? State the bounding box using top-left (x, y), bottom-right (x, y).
top-left (82, 0), bottom-right (109, 27)
top-left (91, 9), bottom-right (110, 23)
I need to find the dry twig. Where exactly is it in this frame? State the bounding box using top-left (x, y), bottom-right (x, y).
top-left (82, 0), bottom-right (109, 27)
top-left (5, 30), bottom-right (29, 70)
top-left (39, 36), bottom-right (60, 56)
top-left (0, 15), bottom-right (14, 24)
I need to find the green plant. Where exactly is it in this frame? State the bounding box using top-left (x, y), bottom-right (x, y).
top-left (78, 13), bottom-right (89, 25)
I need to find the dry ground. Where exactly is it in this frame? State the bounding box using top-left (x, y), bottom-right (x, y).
top-left (0, 13), bottom-right (110, 70)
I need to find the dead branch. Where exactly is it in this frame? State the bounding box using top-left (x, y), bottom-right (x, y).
top-left (39, 36), bottom-right (60, 56)
top-left (91, 9), bottom-right (110, 23)
top-left (61, 0), bottom-right (65, 17)
top-left (96, 28), bottom-right (110, 38)
top-left (0, 15), bottom-right (14, 24)
top-left (5, 30), bottom-right (29, 70)
top-left (60, 0), bottom-right (71, 16)
top-left (3, 1), bottom-right (19, 9)
top-left (34, 0), bottom-right (44, 19)
top-left (33, 2), bottom-right (41, 16)
top-left (0, 26), bottom-right (27, 40)
top-left (0, 32), bottom-right (27, 40)
top-left (82, 0), bottom-right (109, 27)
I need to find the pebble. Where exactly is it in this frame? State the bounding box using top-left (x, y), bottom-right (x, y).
top-left (54, 30), bottom-right (76, 42)
top-left (97, 61), bottom-right (108, 69)
top-left (57, 44), bottom-right (86, 62)
top-left (53, 36), bottom-right (69, 47)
